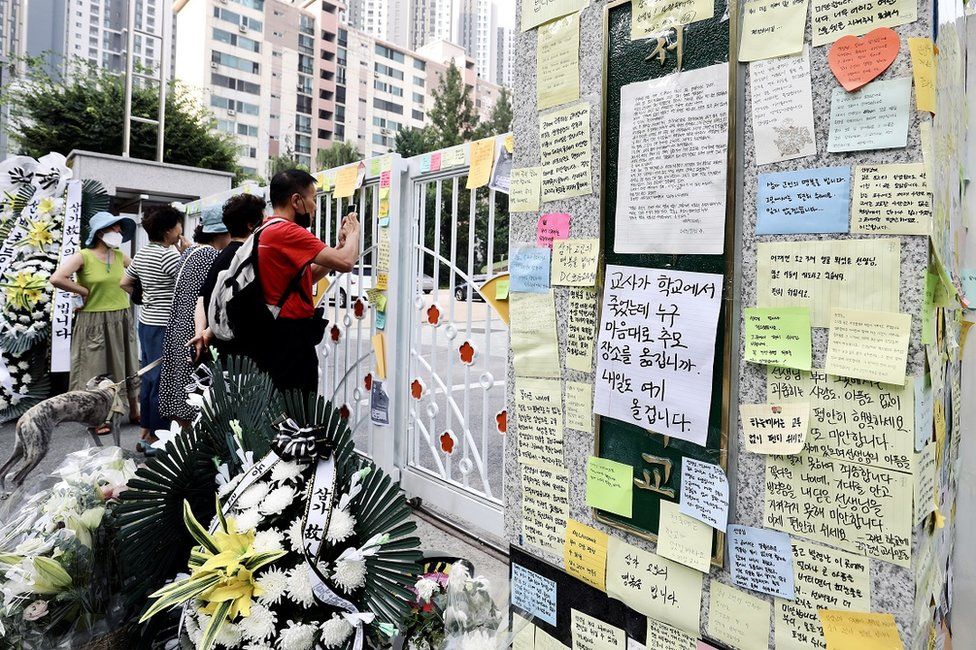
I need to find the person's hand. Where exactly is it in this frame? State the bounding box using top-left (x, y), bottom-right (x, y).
top-left (341, 213), bottom-right (360, 244)
top-left (187, 328), bottom-right (213, 362)
top-left (176, 235), bottom-right (191, 252)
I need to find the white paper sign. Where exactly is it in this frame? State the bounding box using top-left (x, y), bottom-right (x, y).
top-left (750, 46), bottom-right (817, 166)
top-left (51, 181), bottom-right (82, 372)
top-left (594, 265), bottom-right (723, 445)
top-left (614, 63), bottom-right (729, 254)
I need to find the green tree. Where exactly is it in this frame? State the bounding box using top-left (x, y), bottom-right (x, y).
top-left (394, 126), bottom-right (433, 158)
top-left (4, 58), bottom-right (239, 175)
top-left (475, 86), bottom-right (513, 139)
top-left (426, 62), bottom-right (478, 149)
top-left (315, 140), bottom-right (361, 170)
top-left (266, 138), bottom-right (307, 178)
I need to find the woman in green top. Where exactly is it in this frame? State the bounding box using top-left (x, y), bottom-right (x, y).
top-left (50, 211), bottom-right (140, 421)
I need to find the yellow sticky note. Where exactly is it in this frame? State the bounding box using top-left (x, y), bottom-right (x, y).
top-left (825, 308), bottom-right (911, 385)
top-left (551, 239), bottom-right (600, 287)
top-left (314, 170), bottom-right (334, 192)
top-left (709, 581), bottom-right (772, 650)
top-left (818, 610), bottom-right (903, 650)
top-left (908, 37), bottom-right (936, 113)
top-left (645, 618), bottom-right (697, 650)
top-left (564, 519), bottom-right (608, 591)
top-left (571, 609), bottom-right (625, 649)
top-left (537, 13), bottom-right (580, 110)
top-left (739, 402), bottom-right (809, 455)
top-left (515, 378), bottom-right (564, 466)
top-left (811, 0), bottom-right (917, 46)
top-left (521, 0), bottom-right (586, 32)
top-left (656, 500), bottom-right (712, 573)
top-left (738, 0), bottom-right (808, 62)
top-left (371, 332), bottom-right (387, 379)
top-left (466, 137), bottom-right (496, 189)
top-left (630, 0), bottom-right (713, 40)
top-left (744, 307), bottom-right (812, 371)
top-left (539, 103), bottom-right (592, 202)
top-left (441, 145), bottom-right (466, 168)
top-left (851, 164), bottom-right (931, 236)
top-left (511, 167), bottom-right (542, 212)
top-left (505, 134), bottom-right (515, 153)
top-left (565, 381), bottom-right (593, 433)
top-left (585, 456), bottom-right (633, 518)
top-left (567, 287), bottom-right (597, 372)
top-left (376, 272), bottom-right (389, 291)
top-left (511, 291), bottom-right (560, 378)
top-left (334, 163), bottom-right (362, 199)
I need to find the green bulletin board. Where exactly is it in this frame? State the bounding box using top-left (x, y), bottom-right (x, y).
top-left (594, 0), bottom-right (736, 562)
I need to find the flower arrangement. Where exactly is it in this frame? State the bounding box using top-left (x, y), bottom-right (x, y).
top-left (403, 564), bottom-right (504, 650)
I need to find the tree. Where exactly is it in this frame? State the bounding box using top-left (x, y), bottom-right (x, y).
top-left (426, 62), bottom-right (478, 150)
top-left (394, 126), bottom-right (432, 158)
top-left (475, 86), bottom-right (513, 139)
top-left (315, 140), bottom-right (360, 170)
top-left (4, 58), bottom-right (239, 176)
top-left (266, 137), bottom-right (307, 178)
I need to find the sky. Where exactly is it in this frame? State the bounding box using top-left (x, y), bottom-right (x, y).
top-left (496, 0), bottom-right (516, 30)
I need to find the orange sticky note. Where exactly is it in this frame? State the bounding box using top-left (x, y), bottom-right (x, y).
top-left (827, 28), bottom-right (900, 92)
top-left (563, 519), bottom-right (608, 591)
top-left (334, 162), bottom-right (362, 198)
top-left (818, 610), bottom-right (904, 650)
top-left (372, 332), bottom-right (387, 379)
top-left (466, 137), bottom-right (495, 189)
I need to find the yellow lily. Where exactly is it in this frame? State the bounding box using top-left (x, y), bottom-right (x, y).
top-left (24, 219), bottom-right (55, 249)
top-left (31, 556), bottom-right (73, 594)
top-left (3, 271), bottom-right (47, 311)
top-left (36, 197), bottom-right (57, 215)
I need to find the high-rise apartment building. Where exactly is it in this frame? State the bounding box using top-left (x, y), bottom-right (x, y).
top-left (408, 0), bottom-right (453, 50)
top-left (495, 25), bottom-right (510, 87)
top-left (456, 0), bottom-right (495, 80)
top-left (0, 0), bottom-right (26, 156)
top-left (344, 0), bottom-right (410, 47)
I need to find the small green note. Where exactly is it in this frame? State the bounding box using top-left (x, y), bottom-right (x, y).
top-left (496, 279), bottom-right (511, 300)
top-left (586, 456), bottom-right (633, 518)
top-left (744, 307), bottom-right (812, 371)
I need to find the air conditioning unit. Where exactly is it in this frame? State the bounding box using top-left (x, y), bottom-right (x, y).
top-left (227, 109), bottom-right (237, 116)
top-left (210, 61), bottom-right (218, 69)
top-left (238, 21), bottom-right (247, 32)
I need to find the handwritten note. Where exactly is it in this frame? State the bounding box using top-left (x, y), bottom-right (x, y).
top-left (522, 461), bottom-right (569, 554)
top-left (739, 0), bottom-right (808, 61)
top-left (540, 103), bottom-right (592, 202)
top-left (767, 368), bottom-right (914, 471)
top-left (521, 0), bottom-right (586, 31)
top-left (756, 238), bottom-right (900, 327)
top-left (615, 63), bottom-right (729, 254)
top-left (511, 291), bottom-right (560, 378)
top-left (606, 536), bottom-right (703, 635)
top-left (775, 539), bottom-right (871, 650)
top-left (334, 162), bottom-right (362, 198)
top-left (657, 500), bottom-right (712, 572)
top-left (708, 581), bottom-right (772, 650)
top-left (512, 563), bottom-right (557, 626)
top-left (740, 402), bottom-right (809, 455)
top-left (765, 453), bottom-right (912, 566)
top-left (441, 145), bottom-right (465, 168)
top-left (537, 213), bottom-right (571, 248)
top-left (914, 375), bottom-right (933, 451)
top-left (513, 614), bottom-right (535, 650)
top-left (538, 13), bottom-right (580, 110)
top-left (511, 167), bottom-right (542, 212)
top-left (727, 525), bottom-right (795, 599)
top-left (744, 307), bottom-right (813, 370)
top-left (586, 456), bottom-right (633, 518)
top-left (826, 28), bottom-right (900, 92)
top-left (572, 609), bottom-right (625, 650)
top-left (756, 167), bottom-right (851, 234)
top-left (818, 611), bottom-right (903, 650)
top-left (679, 458), bottom-right (729, 531)
top-left (825, 308), bottom-right (911, 385)
top-left (908, 37), bottom-right (935, 112)
top-left (539, 628), bottom-right (571, 650)
top-left (564, 519), bottom-right (608, 591)
top-left (594, 266), bottom-right (723, 445)
top-left (511, 246), bottom-right (552, 293)
top-left (811, 0), bottom-right (917, 46)
top-left (630, 0), bottom-right (713, 39)
top-left (515, 378), bottom-right (564, 465)
top-left (851, 164), bottom-right (931, 235)
top-left (645, 619), bottom-right (698, 650)
top-left (913, 441), bottom-right (936, 524)
top-left (466, 137), bottom-right (495, 189)
top-left (567, 287), bottom-right (597, 371)
top-left (827, 78), bottom-right (911, 153)
top-left (566, 381), bottom-right (594, 433)
top-left (552, 239), bottom-right (599, 286)
top-left (750, 47), bottom-right (817, 165)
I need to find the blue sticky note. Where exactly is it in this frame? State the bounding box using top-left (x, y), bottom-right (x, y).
top-left (375, 310), bottom-right (387, 331)
top-left (960, 267), bottom-right (976, 306)
top-left (510, 246), bottom-right (551, 293)
top-left (511, 563), bottom-right (557, 626)
top-left (727, 525), bottom-right (795, 600)
top-left (827, 77), bottom-right (911, 153)
top-left (420, 154), bottom-right (432, 173)
top-left (756, 167), bottom-right (851, 234)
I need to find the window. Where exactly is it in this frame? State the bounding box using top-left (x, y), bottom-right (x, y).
top-left (412, 92), bottom-right (424, 103)
top-left (374, 62), bottom-right (403, 80)
top-left (300, 14), bottom-right (315, 35)
top-left (336, 105), bottom-right (345, 122)
top-left (373, 116), bottom-right (399, 130)
top-left (298, 53), bottom-right (313, 74)
top-left (375, 43), bottom-right (404, 63)
top-left (212, 7), bottom-right (262, 30)
top-left (239, 145), bottom-right (257, 157)
top-left (373, 80), bottom-right (403, 97)
top-left (372, 133), bottom-right (391, 146)
top-left (296, 95), bottom-right (312, 114)
top-left (413, 76), bottom-right (424, 87)
top-left (337, 47), bottom-right (347, 66)
top-left (412, 109), bottom-right (424, 121)
top-left (211, 72), bottom-right (260, 94)
top-left (373, 98), bottom-right (403, 114)
top-left (231, 0), bottom-right (263, 10)
top-left (413, 59), bottom-right (426, 71)
top-left (295, 134), bottom-right (312, 154)
top-left (299, 34), bottom-right (314, 54)
top-left (212, 50), bottom-right (260, 74)
top-left (297, 75), bottom-right (313, 95)
top-left (210, 95), bottom-right (260, 115)
top-left (238, 123), bottom-right (259, 137)
top-left (212, 27), bottom-right (260, 52)
top-left (335, 124), bottom-right (345, 139)
top-left (296, 114), bottom-right (312, 134)
top-left (338, 28), bottom-right (347, 47)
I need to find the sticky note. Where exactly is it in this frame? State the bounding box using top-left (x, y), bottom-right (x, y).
top-left (441, 145), bottom-right (465, 167)
top-left (521, 0), bottom-right (586, 31)
top-left (749, 47), bottom-right (817, 166)
top-left (645, 618), bottom-right (698, 650)
top-left (511, 563), bottom-right (557, 626)
top-left (811, 0), bottom-right (917, 46)
top-left (738, 0), bottom-right (808, 61)
top-left (496, 279), bottom-right (511, 300)
top-left (510, 167), bottom-right (542, 212)
top-left (631, 0), bottom-right (713, 40)
top-left (744, 307), bottom-right (813, 370)
top-left (511, 292), bottom-right (560, 378)
top-left (915, 375), bottom-right (933, 451)
top-left (851, 164), bottom-right (931, 235)
top-left (537, 213), bottom-right (572, 248)
top-left (565, 381), bottom-right (593, 433)
top-left (430, 152), bottom-right (441, 171)
top-left (826, 28), bottom-right (900, 92)
top-left (585, 456), bottom-right (633, 518)
top-left (827, 77), bottom-right (911, 153)
top-left (914, 441), bottom-right (936, 524)
top-left (480, 274), bottom-right (510, 324)
top-left (825, 308), bottom-right (911, 385)
top-left (571, 609), bottom-right (625, 649)
top-left (567, 287), bottom-right (597, 372)
top-left (511, 246), bottom-right (552, 293)
top-left (818, 611), bottom-right (903, 649)
top-left (466, 137), bottom-right (496, 189)
top-left (564, 519), bottom-right (608, 591)
top-left (540, 103), bottom-right (592, 202)
top-left (515, 378), bottom-right (564, 466)
top-left (371, 332), bottom-right (387, 379)
top-left (908, 37), bottom-right (936, 112)
top-left (522, 461), bottom-right (569, 555)
top-left (679, 458), bottom-right (729, 531)
top-left (552, 239), bottom-right (599, 286)
top-left (740, 402), bottom-right (809, 455)
top-left (708, 581), bottom-right (772, 650)
top-left (537, 13), bottom-right (580, 110)
top-left (756, 167), bottom-right (851, 234)
top-left (657, 500), bottom-right (712, 572)
top-left (727, 525), bottom-right (795, 599)
top-left (334, 162), bottom-right (362, 198)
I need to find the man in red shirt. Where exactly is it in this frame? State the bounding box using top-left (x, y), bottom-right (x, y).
top-left (253, 169), bottom-right (359, 393)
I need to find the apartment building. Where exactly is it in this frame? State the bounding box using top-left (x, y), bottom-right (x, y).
top-left (344, 0), bottom-right (410, 47)
top-left (0, 0), bottom-right (25, 156)
top-left (456, 0), bottom-right (495, 80)
top-left (495, 25), bottom-right (510, 87)
top-left (408, 0), bottom-right (454, 50)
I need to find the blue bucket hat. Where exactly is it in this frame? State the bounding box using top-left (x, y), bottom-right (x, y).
top-left (86, 211), bottom-right (137, 247)
top-left (200, 205), bottom-right (229, 234)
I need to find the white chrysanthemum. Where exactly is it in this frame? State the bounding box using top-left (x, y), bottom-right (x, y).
top-left (285, 565), bottom-right (314, 606)
top-left (271, 461), bottom-right (302, 485)
top-left (184, 609), bottom-right (200, 641)
top-left (237, 482), bottom-right (271, 510)
top-left (332, 557), bottom-right (367, 593)
top-left (253, 528), bottom-right (285, 554)
top-left (235, 507), bottom-right (263, 532)
top-left (277, 620), bottom-right (317, 650)
top-left (414, 576), bottom-right (439, 602)
top-left (259, 485), bottom-right (296, 516)
top-left (286, 517), bottom-right (304, 552)
top-left (218, 472), bottom-right (244, 498)
top-left (240, 602), bottom-right (277, 641)
top-left (244, 645), bottom-right (275, 650)
top-left (456, 630), bottom-right (495, 650)
top-left (194, 613), bottom-right (212, 646)
top-left (215, 620), bottom-right (243, 647)
top-left (444, 606), bottom-right (467, 628)
top-left (318, 615), bottom-right (353, 648)
top-left (256, 567), bottom-right (288, 605)
top-left (447, 563), bottom-right (470, 591)
top-left (326, 508), bottom-right (356, 543)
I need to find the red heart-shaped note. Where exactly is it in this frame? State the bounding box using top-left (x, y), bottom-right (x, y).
top-left (828, 28), bottom-right (900, 92)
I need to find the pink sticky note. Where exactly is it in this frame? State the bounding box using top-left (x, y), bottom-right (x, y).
top-left (430, 152), bottom-right (442, 171)
top-left (696, 642), bottom-right (719, 650)
top-left (536, 213), bottom-right (571, 248)
top-left (380, 170), bottom-right (391, 188)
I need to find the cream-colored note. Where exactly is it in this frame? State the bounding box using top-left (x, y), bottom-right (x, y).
top-left (606, 536), bottom-right (703, 635)
top-left (708, 581), bottom-right (772, 650)
top-left (467, 137), bottom-right (496, 189)
top-left (749, 46), bottom-right (817, 165)
top-left (540, 103), bottom-right (592, 202)
top-left (825, 308), bottom-right (911, 385)
top-left (851, 164), bottom-right (931, 235)
top-left (522, 461), bottom-right (570, 555)
top-left (538, 13), bottom-right (580, 110)
top-left (739, 0), bottom-right (808, 61)
top-left (756, 238), bottom-right (900, 327)
top-left (630, 0), bottom-right (713, 39)
top-left (567, 287), bottom-right (597, 372)
top-left (739, 402), bottom-right (809, 455)
top-left (656, 500), bottom-right (713, 572)
top-left (774, 539), bottom-right (871, 650)
top-left (513, 614), bottom-right (536, 650)
top-left (441, 145), bottom-right (466, 168)
top-left (564, 519), bottom-right (609, 591)
top-left (511, 291), bottom-right (560, 378)
top-left (765, 453), bottom-right (912, 566)
top-left (515, 377), bottom-right (564, 465)
top-left (914, 441), bottom-right (936, 524)
top-left (919, 121), bottom-right (933, 186)
top-left (552, 239), bottom-right (600, 286)
top-left (572, 609), bottom-right (626, 650)
top-left (538, 627), bottom-right (571, 650)
top-left (511, 167), bottom-right (543, 212)
top-left (645, 618), bottom-right (697, 650)
top-left (811, 0), bottom-right (918, 46)
top-left (566, 381), bottom-right (594, 433)
top-left (521, 0), bottom-right (587, 32)
top-left (766, 368), bottom-right (914, 472)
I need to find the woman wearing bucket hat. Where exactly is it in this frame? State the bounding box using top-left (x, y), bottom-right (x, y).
top-left (50, 211), bottom-right (141, 425)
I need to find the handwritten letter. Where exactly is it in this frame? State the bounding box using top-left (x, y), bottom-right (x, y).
top-left (512, 563), bottom-right (558, 626)
top-left (511, 291), bottom-right (560, 377)
top-left (727, 525), bottom-right (795, 599)
top-left (515, 378), bottom-right (564, 465)
top-left (740, 0), bottom-right (808, 61)
top-left (567, 287), bottom-right (598, 371)
top-left (827, 78), bottom-right (911, 152)
top-left (708, 581), bottom-right (772, 650)
top-left (552, 239), bottom-right (600, 286)
top-left (756, 167), bottom-right (850, 234)
top-left (572, 610), bottom-right (626, 650)
top-left (540, 103), bottom-right (592, 202)
top-left (825, 308), bottom-right (911, 385)
top-left (511, 246), bottom-right (551, 293)
top-left (740, 402), bottom-right (809, 455)
top-left (522, 461), bottom-right (569, 554)
top-left (851, 163), bottom-right (931, 235)
top-left (510, 167), bottom-right (542, 212)
top-left (679, 458), bottom-right (729, 531)
top-left (744, 307), bottom-right (813, 370)
top-left (630, 0), bottom-right (713, 39)
top-left (750, 47), bottom-right (816, 166)
top-left (564, 519), bottom-right (608, 591)
top-left (657, 500), bottom-right (713, 572)
top-left (537, 13), bottom-right (580, 110)
top-left (566, 381), bottom-right (594, 433)
top-left (811, 0), bottom-right (917, 45)
top-left (586, 456), bottom-right (633, 518)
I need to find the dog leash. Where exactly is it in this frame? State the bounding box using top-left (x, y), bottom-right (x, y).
top-left (110, 357), bottom-right (163, 389)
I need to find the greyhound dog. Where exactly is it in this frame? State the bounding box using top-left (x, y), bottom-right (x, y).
top-left (0, 376), bottom-right (122, 491)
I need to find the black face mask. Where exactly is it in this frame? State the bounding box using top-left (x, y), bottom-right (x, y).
top-left (295, 195), bottom-right (312, 229)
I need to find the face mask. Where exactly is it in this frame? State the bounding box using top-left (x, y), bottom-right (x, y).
top-left (295, 196), bottom-right (312, 229)
top-left (101, 231), bottom-right (124, 248)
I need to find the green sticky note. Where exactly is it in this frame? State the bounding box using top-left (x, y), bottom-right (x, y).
top-left (496, 279), bottom-right (511, 300)
top-left (586, 456), bottom-right (633, 518)
top-left (744, 307), bottom-right (812, 371)
top-left (368, 157), bottom-right (383, 176)
top-left (375, 293), bottom-right (388, 312)
top-left (922, 271), bottom-right (937, 345)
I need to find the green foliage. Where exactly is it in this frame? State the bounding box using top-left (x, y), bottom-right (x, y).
top-left (315, 140), bottom-right (361, 170)
top-left (266, 138), bottom-right (308, 178)
top-left (3, 58), bottom-right (240, 175)
top-left (394, 126), bottom-right (433, 158)
top-left (474, 87), bottom-right (513, 139)
top-left (426, 62), bottom-right (478, 150)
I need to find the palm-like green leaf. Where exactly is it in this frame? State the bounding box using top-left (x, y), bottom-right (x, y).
top-left (79, 178), bottom-right (110, 247)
